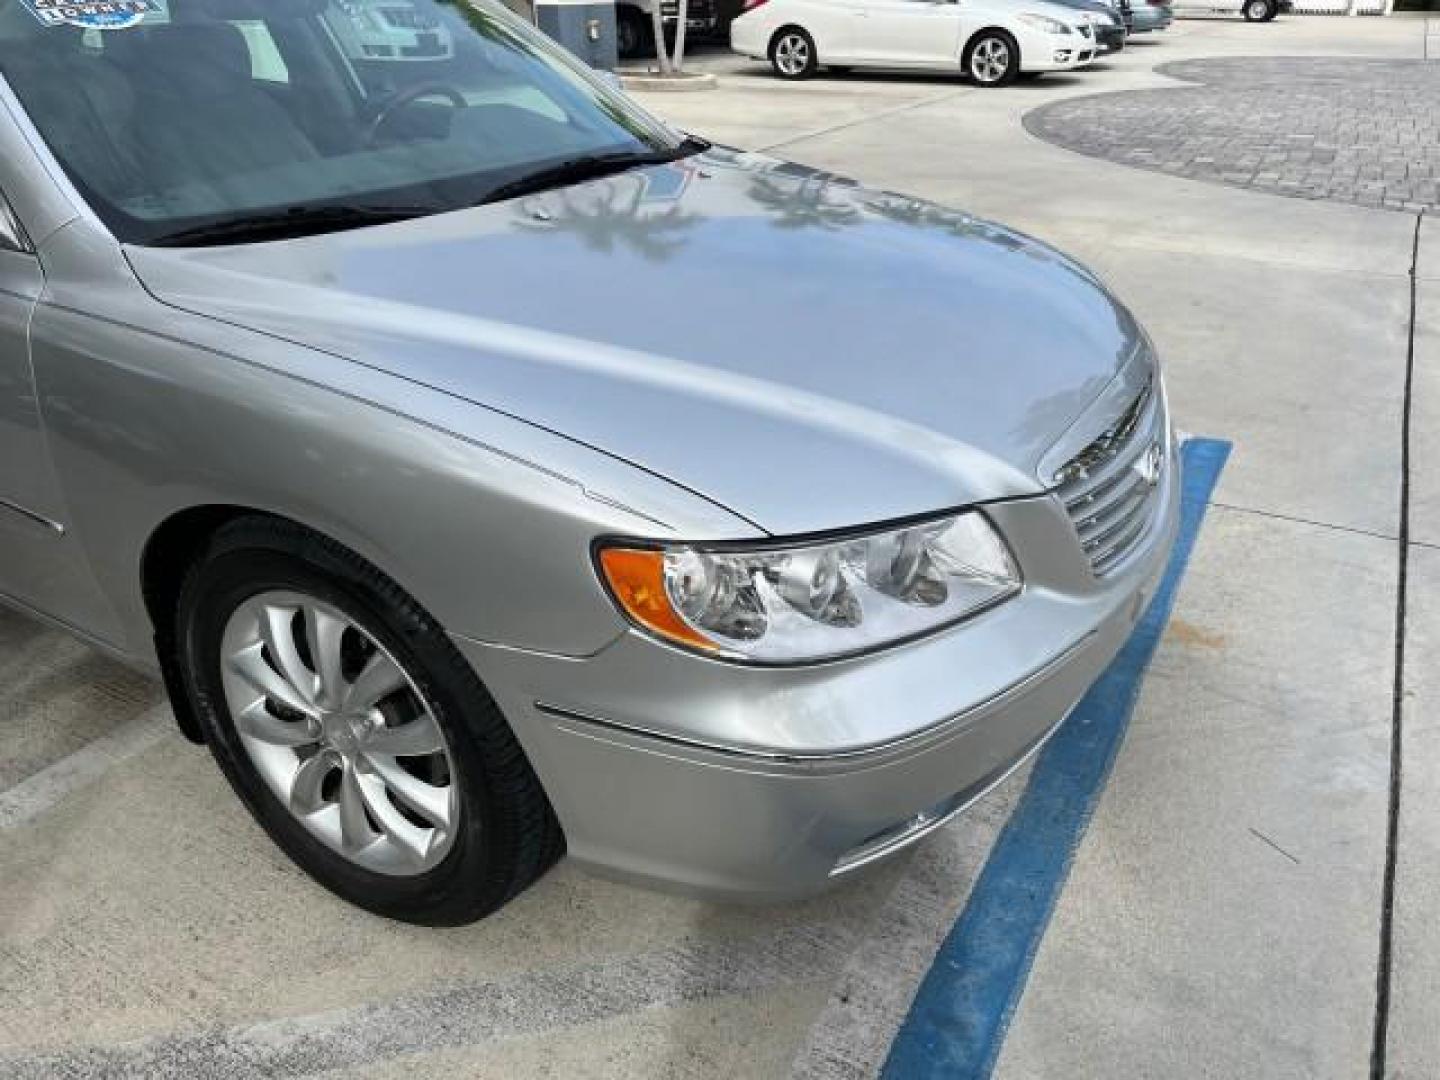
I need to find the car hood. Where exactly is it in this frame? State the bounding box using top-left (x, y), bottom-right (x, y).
top-left (126, 149), bottom-right (1146, 536)
top-left (1030, 0), bottom-right (1100, 21)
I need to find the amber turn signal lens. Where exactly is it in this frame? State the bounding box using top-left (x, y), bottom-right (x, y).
top-left (598, 548), bottom-right (717, 651)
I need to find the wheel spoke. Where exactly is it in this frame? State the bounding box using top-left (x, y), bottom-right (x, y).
top-left (356, 769), bottom-right (433, 861)
top-left (236, 700), bottom-right (319, 747)
top-left (365, 713), bottom-right (445, 757)
top-left (232, 642), bottom-right (318, 717)
top-left (306, 605), bottom-right (348, 710)
top-left (343, 651), bottom-right (406, 712)
top-left (338, 766), bottom-right (376, 853)
top-left (289, 751), bottom-right (335, 815)
top-left (222, 587), bottom-right (461, 876)
top-left (259, 604), bottom-right (316, 707)
top-left (364, 754), bottom-right (454, 832)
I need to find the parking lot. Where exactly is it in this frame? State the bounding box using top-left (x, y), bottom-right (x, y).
top-left (4, 11), bottom-right (1440, 1079)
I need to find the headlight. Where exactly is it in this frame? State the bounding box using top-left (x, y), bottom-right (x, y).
top-left (597, 512), bottom-right (1021, 664)
top-left (1018, 13), bottom-right (1074, 32)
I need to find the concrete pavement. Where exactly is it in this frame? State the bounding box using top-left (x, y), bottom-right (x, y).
top-left (2, 15), bottom-right (1435, 1078)
top-left (1389, 269), bottom-right (1440, 1080)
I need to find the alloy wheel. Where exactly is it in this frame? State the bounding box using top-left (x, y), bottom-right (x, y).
top-left (970, 37), bottom-right (1011, 84)
top-left (775, 33), bottom-right (810, 76)
top-left (219, 591), bottom-right (459, 876)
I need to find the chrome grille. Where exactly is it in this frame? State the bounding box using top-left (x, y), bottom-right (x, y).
top-left (1053, 381), bottom-right (1165, 576)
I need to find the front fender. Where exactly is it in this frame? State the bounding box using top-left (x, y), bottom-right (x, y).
top-left (31, 222), bottom-right (758, 663)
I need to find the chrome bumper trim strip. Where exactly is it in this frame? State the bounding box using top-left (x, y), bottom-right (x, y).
top-left (534, 630), bottom-right (1095, 765)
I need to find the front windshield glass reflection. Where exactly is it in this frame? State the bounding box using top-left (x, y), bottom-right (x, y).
top-left (0, 0), bottom-right (680, 242)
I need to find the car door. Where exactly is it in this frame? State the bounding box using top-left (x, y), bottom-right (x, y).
top-left (0, 201), bottom-right (53, 544)
top-left (0, 186), bottom-right (116, 635)
top-left (850, 0), bottom-right (964, 67)
top-left (0, 195), bottom-right (66, 607)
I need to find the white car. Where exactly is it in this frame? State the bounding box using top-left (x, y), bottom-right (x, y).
top-left (730, 0), bottom-right (1099, 85)
top-left (1173, 0), bottom-right (1283, 20)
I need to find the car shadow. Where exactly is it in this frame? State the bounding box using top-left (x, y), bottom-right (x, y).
top-left (717, 65), bottom-right (1099, 89)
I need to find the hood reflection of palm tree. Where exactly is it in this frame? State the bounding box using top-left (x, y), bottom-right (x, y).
top-left (749, 172), bottom-right (860, 232)
top-left (516, 175), bottom-right (697, 262)
top-left (865, 192), bottom-right (1049, 261)
top-left (866, 191), bottom-right (979, 237)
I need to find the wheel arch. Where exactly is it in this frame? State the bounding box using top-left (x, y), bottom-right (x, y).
top-left (962, 24), bottom-right (1021, 67)
top-left (615, 4), bottom-right (647, 30)
top-left (769, 22), bottom-right (815, 58)
top-left (141, 503), bottom-right (310, 741)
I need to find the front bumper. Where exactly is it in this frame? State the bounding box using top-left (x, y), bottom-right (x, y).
top-left (1094, 24), bottom-right (1126, 51)
top-left (1019, 26), bottom-right (1100, 72)
top-left (454, 424), bottom-right (1182, 901)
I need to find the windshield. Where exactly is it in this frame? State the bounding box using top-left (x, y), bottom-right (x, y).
top-left (0, 0), bottom-right (684, 243)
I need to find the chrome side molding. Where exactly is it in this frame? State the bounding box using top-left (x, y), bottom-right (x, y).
top-left (0, 496), bottom-right (64, 535)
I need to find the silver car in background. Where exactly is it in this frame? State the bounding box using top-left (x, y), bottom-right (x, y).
top-left (1130, 0), bottom-right (1174, 31)
top-left (0, 0), bottom-right (1177, 923)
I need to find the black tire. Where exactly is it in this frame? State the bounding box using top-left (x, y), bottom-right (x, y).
top-left (1242, 0), bottom-right (1275, 19)
top-left (964, 29), bottom-right (1019, 87)
top-left (617, 6), bottom-right (654, 58)
top-left (173, 515), bottom-right (564, 925)
top-left (770, 26), bottom-right (818, 80)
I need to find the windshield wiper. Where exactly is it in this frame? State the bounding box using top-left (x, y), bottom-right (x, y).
top-left (478, 137), bottom-right (710, 206)
top-left (147, 204), bottom-right (438, 248)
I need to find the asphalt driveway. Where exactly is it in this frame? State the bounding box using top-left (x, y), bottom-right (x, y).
top-left (3, 14), bottom-right (1438, 1079)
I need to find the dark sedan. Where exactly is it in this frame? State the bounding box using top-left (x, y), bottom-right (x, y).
top-left (1044, 0), bottom-right (1128, 50)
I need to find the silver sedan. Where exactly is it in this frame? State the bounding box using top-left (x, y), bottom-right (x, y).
top-left (0, 0), bottom-right (1177, 923)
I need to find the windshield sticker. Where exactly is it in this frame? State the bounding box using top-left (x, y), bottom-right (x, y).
top-left (19, 0), bottom-right (160, 30)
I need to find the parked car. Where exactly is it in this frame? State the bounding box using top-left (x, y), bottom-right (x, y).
top-left (616, 0), bottom-right (720, 59)
top-left (1129, 0), bottom-right (1173, 30)
top-left (1043, 0), bottom-right (1127, 51)
top-left (732, 0), bottom-right (1101, 83)
top-left (0, 0), bottom-right (1178, 924)
top-left (321, 0), bottom-right (456, 63)
top-left (1172, 0), bottom-right (1285, 19)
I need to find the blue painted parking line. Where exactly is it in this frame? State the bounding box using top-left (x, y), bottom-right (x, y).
top-left (881, 437), bottom-right (1232, 1080)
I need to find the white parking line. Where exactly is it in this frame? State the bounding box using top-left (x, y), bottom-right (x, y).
top-left (790, 772), bottom-right (1025, 1079)
top-left (0, 705), bottom-right (173, 830)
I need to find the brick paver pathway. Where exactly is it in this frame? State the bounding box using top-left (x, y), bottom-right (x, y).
top-left (1025, 58), bottom-right (1440, 213)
